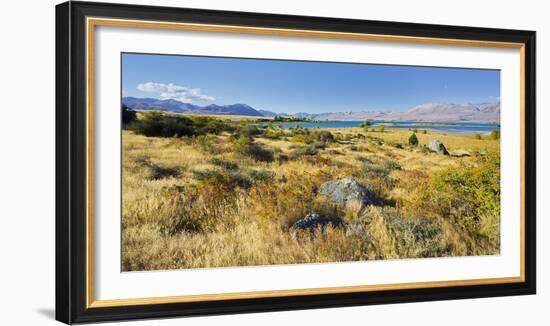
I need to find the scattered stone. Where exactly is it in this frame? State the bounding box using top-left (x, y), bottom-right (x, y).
top-left (291, 212), bottom-right (344, 239)
top-left (319, 178), bottom-right (381, 206)
top-left (427, 140), bottom-right (449, 155)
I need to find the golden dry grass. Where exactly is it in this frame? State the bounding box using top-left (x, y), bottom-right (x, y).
top-left (122, 124), bottom-right (500, 271)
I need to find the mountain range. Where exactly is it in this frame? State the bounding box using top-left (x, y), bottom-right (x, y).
top-left (122, 97), bottom-right (500, 122)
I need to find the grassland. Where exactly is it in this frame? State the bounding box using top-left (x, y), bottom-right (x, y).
top-left (122, 111), bottom-right (500, 271)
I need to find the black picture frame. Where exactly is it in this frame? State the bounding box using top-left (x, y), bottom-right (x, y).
top-left (56, 1), bottom-right (536, 324)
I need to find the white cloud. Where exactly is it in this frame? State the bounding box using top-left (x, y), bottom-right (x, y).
top-left (136, 82), bottom-right (215, 102)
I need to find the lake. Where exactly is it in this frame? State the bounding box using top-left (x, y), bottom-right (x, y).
top-left (266, 120), bottom-right (500, 134)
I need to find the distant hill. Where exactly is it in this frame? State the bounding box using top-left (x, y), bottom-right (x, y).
top-left (257, 109), bottom-right (282, 117)
top-left (123, 97), bottom-right (263, 116)
top-left (385, 102), bottom-right (501, 122)
top-left (307, 102), bottom-right (500, 122)
top-left (123, 97), bottom-right (500, 122)
top-left (123, 97), bottom-right (200, 112)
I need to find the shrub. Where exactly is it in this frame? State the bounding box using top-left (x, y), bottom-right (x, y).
top-left (290, 130), bottom-right (335, 145)
top-left (234, 135), bottom-right (274, 162)
top-left (192, 169), bottom-right (253, 189)
top-left (475, 133), bottom-right (482, 140)
top-left (352, 207), bottom-right (449, 259)
top-left (193, 116), bottom-right (237, 134)
top-left (383, 160), bottom-right (401, 171)
top-left (192, 135), bottom-right (221, 153)
top-left (289, 145), bottom-right (319, 159)
top-left (385, 140), bottom-right (402, 148)
top-left (408, 133), bottom-right (419, 146)
top-left (291, 134), bottom-right (311, 144)
top-left (379, 125), bottom-right (385, 132)
top-left (422, 129), bottom-right (427, 134)
top-left (237, 125), bottom-right (263, 137)
top-left (365, 135), bottom-right (384, 146)
top-left (354, 161), bottom-right (396, 197)
top-left (130, 112), bottom-right (237, 138)
top-left (359, 119), bottom-right (372, 128)
top-left (276, 153), bottom-right (290, 164)
top-left (489, 129), bottom-right (500, 140)
top-left (311, 142), bottom-right (327, 150)
top-left (315, 130), bottom-right (335, 143)
top-left (428, 152), bottom-right (500, 254)
top-left (193, 167), bottom-right (273, 190)
top-left (263, 128), bottom-right (283, 140)
top-left (122, 105), bottom-right (136, 125)
top-left (135, 158), bottom-right (181, 180)
top-left (131, 112), bottom-right (195, 137)
top-left (209, 157), bottom-right (239, 170)
top-left (244, 168), bottom-right (274, 182)
top-left (355, 156), bottom-right (372, 163)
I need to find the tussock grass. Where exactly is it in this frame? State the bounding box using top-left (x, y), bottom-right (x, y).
top-left (122, 116), bottom-right (500, 271)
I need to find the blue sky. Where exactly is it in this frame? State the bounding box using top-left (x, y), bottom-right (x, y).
top-left (122, 53), bottom-right (500, 114)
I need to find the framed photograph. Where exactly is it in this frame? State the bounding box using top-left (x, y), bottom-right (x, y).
top-left (56, 1), bottom-right (536, 324)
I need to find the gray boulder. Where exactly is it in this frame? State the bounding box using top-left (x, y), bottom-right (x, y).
top-left (319, 178), bottom-right (381, 206)
top-left (291, 212), bottom-right (344, 239)
top-left (427, 140), bottom-right (449, 155)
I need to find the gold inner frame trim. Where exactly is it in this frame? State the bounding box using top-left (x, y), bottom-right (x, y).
top-left (85, 17), bottom-right (527, 308)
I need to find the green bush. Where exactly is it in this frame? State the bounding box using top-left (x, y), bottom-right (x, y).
top-left (244, 168), bottom-right (274, 182)
top-left (263, 128), bottom-right (283, 140)
top-left (192, 169), bottom-right (253, 189)
top-left (192, 167), bottom-right (273, 190)
top-left (210, 158), bottom-right (239, 170)
top-left (192, 135), bottom-right (222, 154)
top-left (131, 112), bottom-right (195, 137)
top-left (360, 207), bottom-right (449, 258)
top-left (291, 134), bottom-right (312, 144)
top-left (429, 153), bottom-right (500, 247)
top-left (383, 160), bottom-right (401, 171)
top-left (289, 145), bottom-right (319, 158)
top-left (130, 112), bottom-right (234, 138)
top-left (408, 133), bottom-right (419, 146)
top-left (359, 119), bottom-right (372, 128)
top-left (489, 129), bottom-right (500, 140)
top-left (234, 135), bottom-right (274, 162)
top-left (237, 125), bottom-right (263, 137)
top-left (315, 130), bottom-right (335, 143)
top-left (135, 158), bottom-right (181, 180)
top-left (122, 105), bottom-right (137, 125)
top-left (290, 129), bottom-right (334, 144)
top-left (355, 161), bottom-right (396, 197)
top-left (311, 142), bottom-right (327, 150)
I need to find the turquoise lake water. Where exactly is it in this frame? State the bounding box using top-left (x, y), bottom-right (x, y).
top-left (266, 121), bottom-right (500, 134)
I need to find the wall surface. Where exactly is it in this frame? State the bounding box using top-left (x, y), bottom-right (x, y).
top-left (0, 0), bottom-right (546, 325)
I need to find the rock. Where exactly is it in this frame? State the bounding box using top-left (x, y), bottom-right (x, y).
top-left (291, 212), bottom-right (344, 239)
top-left (427, 140), bottom-right (449, 155)
top-left (319, 178), bottom-right (381, 206)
